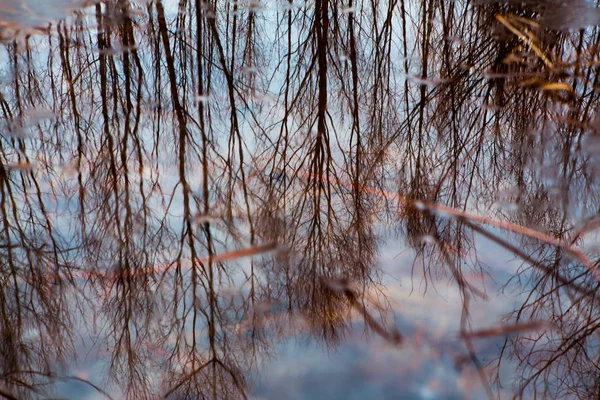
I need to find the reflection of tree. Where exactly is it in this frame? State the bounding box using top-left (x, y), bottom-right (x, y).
top-left (0, 166), bottom-right (76, 398)
top-left (2, 0), bottom-right (600, 398)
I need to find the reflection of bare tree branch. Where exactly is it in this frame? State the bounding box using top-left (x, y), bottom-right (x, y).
top-left (3, 0), bottom-right (600, 398)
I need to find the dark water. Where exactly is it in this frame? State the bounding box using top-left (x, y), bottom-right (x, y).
top-left (1, 0), bottom-right (600, 399)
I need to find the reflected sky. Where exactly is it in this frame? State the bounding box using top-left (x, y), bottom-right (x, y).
top-left (0, 0), bottom-right (600, 399)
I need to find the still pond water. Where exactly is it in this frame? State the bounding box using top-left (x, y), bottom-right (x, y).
top-left (1, 0), bottom-right (600, 398)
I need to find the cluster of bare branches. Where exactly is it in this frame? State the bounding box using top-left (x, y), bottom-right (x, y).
top-left (0, 0), bottom-right (600, 398)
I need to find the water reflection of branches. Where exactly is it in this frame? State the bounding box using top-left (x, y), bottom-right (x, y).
top-left (2, 0), bottom-right (600, 398)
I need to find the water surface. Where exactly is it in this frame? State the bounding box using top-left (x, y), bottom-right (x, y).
top-left (0, 0), bottom-right (600, 399)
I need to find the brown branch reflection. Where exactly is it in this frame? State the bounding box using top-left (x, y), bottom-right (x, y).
top-left (2, 0), bottom-right (600, 399)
